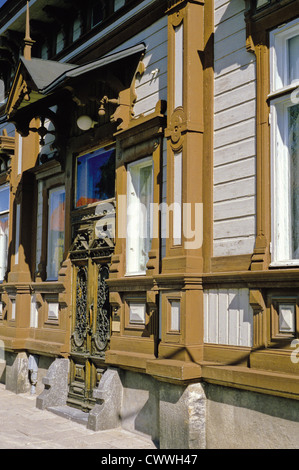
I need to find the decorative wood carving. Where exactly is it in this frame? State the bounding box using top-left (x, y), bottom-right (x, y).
top-left (165, 107), bottom-right (186, 151)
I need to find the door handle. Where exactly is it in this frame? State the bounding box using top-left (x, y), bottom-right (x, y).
top-left (89, 303), bottom-right (94, 330)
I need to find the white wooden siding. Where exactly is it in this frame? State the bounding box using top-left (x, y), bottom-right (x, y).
top-left (109, 17), bottom-right (168, 118)
top-left (134, 19), bottom-right (168, 117)
top-left (0, 123), bottom-right (15, 137)
top-left (213, 0), bottom-right (257, 257)
top-left (204, 288), bottom-right (253, 347)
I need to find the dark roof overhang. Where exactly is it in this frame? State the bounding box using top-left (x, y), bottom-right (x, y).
top-left (3, 42), bottom-right (146, 132)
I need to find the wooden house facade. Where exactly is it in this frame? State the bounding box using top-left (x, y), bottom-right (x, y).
top-left (0, 0), bottom-right (299, 448)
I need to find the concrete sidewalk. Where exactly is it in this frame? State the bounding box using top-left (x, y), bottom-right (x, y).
top-left (0, 384), bottom-right (157, 449)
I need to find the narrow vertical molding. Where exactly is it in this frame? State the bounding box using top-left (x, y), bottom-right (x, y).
top-left (250, 35), bottom-right (271, 271)
top-left (249, 289), bottom-right (266, 349)
top-left (203, 0), bottom-right (214, 273)
top-left (15, 203), bottom-right (20, 265)
top-left (17, 134), bottom-right (22, 175)
top-left (173, 151), bottom-right (182, 245)
top-left (174, 22), bottom-right (184, 109)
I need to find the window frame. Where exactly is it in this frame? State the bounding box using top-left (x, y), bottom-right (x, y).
top-left (126, 156), bottom-right (154, 276)
top-left (74, 146), bottom-right (115, 209)
top-left (46, 185), bottom-right (65, 281)
top-left (269, 17), bottom-right (299, 94)
top-left (269, 18), bottom-right (299, 266)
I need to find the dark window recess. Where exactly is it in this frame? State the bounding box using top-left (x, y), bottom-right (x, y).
top-left (92, 3), bottom-right (105, 27)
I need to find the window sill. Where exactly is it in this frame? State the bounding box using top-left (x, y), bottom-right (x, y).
top-left (124, 271), bottom-right (146, 277)
top-left (269, 261), bottom-right (299, 268)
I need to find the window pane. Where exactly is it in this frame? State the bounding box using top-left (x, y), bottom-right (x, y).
top-left (76, 148), bottom-right (115, 208)
top-left (0, 79), bottom-right (4, 104)
top-left (256, 0), bottom-right (270, 9)
top-left (56, 30), bottom-right (64, 54)
top-left (41, 43), bottom-right (48, 60)
top-left (0, 213), bottom-right (8, 281)
top-left (289, 104), bottom-right (299, 258)
top-left (72, 17), bottom-right (81, 42)
top-left (0, 185), bottom-right (9, 213)
top-left (288, 35), bottom-right (299, 85)
top-left (126, 159), bottom-right (153, 274)
top-left (114, 0), bottom-right (125, 11)
top-left (47, 187), bottom-right (65, 280)
top-left (92, 3), bottom-right (104, 27)
top-left (139, 164), bottom-right (152, 272)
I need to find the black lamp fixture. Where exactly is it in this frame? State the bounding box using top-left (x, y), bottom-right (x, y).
top-left (76, 95), bottom-right (131, 131)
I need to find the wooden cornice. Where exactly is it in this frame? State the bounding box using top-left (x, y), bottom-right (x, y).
top-left (0, 129), bottom-right (14, 154)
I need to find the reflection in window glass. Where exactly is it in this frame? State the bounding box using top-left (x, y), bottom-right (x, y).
top-left (47, 187), bottom-right (65, 280)
top-left (72, 17), bottom-right (81, 42)
top-left (56, 30), bottom-right (64, 54)
top-left (256, 0), bottom-right (270, 9)
top-left (41, 43), bottom-right (48, 60)
top-left (290, 104), bottom-right (299, 258)
top-left (0, 185), bottom-right (9, 213)
top-left (0, 79), bottom-right (4, 104)
top-left (75, 148), bottom-right (115, 208)
top-left (288, 35), bottom-right (299, 85)
top-left (126, 158), bottom-right (153, 275)
top-left (114, 0), bottom-right (125, 11)
top-left (0, 185), bottom-right (9, 281)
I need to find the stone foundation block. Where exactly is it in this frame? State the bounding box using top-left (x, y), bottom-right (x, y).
top-left (5, 352), bottom-right (30, 394)
top-left (87, 368), bottom-right (122, 431)
top-left (36, 358), bottom-right (69, 410)
top-left (159, 382), bottom-right (206, 449)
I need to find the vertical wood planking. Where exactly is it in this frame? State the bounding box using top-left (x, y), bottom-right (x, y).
top-left (228, 289), bottom-right (239, 345)
top-left (204, 288), bottom-right (253, 346)
top-left (218, 289), bottom-right (228, 344)
top-left (208, 290), bottom-right (219, 344)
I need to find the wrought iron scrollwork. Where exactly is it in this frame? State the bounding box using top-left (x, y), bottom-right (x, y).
top-left (72, 266), bottom-right (88, 349)
top-left (93, 265), bottom-right (110, 354)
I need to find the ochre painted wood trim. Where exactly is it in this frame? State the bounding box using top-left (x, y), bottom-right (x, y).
top-left (211, 255), bottom-right (252, 273)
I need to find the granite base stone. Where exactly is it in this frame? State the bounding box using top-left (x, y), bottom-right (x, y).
top-left (36, 358), bottom-right (69, 410)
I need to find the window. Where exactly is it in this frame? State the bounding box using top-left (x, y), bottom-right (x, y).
top-left (256, 0), bottom-right (270, 9)
top-left (0, 79), bottom-right (4, 104)
top-left (0, 184), bottom-right (9, 281)
top-left (39, 116), bottom-right (56, 163)
top-left (126, 157), bottom-right (153, 275)
top-left (114, 0), bottom-right (125, 12)
top-left (72, 16), bottom-right (82, 42)
top-left (55, 29), bottom-right (65, 54)
top-left (47, 186), bottom-right (65, 280)
top-left (91, 1), bottom-right (105, 27)
top-left (75, 147), bottom-right (115, 208)
top-left (270, 19), bottom-right (299, 264)
top-left (41, 43), bottom-right (48, 60)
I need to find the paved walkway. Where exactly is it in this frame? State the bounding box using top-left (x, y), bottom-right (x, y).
top-left (0, 384), bottom-right (157, 449)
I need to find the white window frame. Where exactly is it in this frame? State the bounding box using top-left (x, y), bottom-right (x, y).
top-left (270, 18), bottom-right (299, 266)
top-left (126, 157), bottom-right (153, 276)
top-left (0, 184), bottom-right (9, 281)
top-left (270, 18), bottom-right (299, 94)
